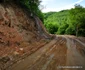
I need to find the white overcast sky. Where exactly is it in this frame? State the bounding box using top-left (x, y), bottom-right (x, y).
top-left (41, 0), bottom-right (85, 12)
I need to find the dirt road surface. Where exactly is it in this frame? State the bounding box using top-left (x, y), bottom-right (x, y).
top-left (7, 35), bottom-right (85, 70)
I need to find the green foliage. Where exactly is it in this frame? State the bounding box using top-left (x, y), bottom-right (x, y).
top-left (45, 23), bottom-right (58, 34)
top-left (44, 12), bottom-right (56, 19)
top-left (68, 4), bottom-right (85, 36)
top-left (57, 23), bottom-right (68, 34)
top-left (44, 10), bottom-right (69, 34)
top-left (20, 0), bottom-right (44, 21)
top-left (65, 26), bottom-right (75, 35)
top-left (44, 5), bottom-right (85, 37)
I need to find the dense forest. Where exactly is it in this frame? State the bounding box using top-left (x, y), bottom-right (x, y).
top-left (44, 5), bottom-right (85, 37)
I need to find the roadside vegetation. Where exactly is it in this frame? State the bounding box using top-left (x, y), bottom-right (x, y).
top-left (20, 0), bottom-right (44, 21)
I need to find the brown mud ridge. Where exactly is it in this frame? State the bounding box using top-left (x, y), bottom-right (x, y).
top-left (0, 2), bottom-right (85, 70)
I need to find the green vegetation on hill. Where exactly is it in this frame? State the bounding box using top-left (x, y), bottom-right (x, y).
top-left (20, 0), bottom-right (44, 21)
top-left (44, 5), bottom-right (85, 37)
top-left (44, 10), bottom-right (69, 34)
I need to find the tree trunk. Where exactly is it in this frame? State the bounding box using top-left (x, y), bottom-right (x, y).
top-left (76, 26), bottom-right (78, 37)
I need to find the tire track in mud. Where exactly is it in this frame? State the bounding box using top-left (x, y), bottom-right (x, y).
top-left (63, 36), bottom-right (85, 70)
top-left (7, 36), bottom-right (67, 70)
top-left (6, 35), bottom-right (85, 70)
top-left (25, 37), bottom-right (63, 70)
top-left (7, 39), bottom-right (58, 70)
top-left (75, 39), bottom-right (85, 47)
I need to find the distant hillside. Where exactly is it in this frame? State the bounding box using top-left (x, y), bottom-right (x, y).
top-left (44, 10), bottom-right (69, 34)
top-left (44, 10), bottom-right (69, 24)
top-left (43, 6), bottom-right (85, 37)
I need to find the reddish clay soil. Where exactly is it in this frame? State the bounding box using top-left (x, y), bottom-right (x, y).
top-left (0, 3), bottom-right (50, 70)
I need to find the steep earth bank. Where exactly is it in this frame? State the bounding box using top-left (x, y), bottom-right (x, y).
top-left (0, 2), bottom-right (52, 70)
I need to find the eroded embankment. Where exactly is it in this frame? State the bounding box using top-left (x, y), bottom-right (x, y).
top-left (0, 2), bottom-right (52, 70)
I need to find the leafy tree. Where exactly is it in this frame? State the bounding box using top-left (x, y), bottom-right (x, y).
top-left (45, 23), bottom-right (58, 34)
top-left (65, 26), bottom-right (75, 35)
top-left (69, 4), bottom-right (85, 36)
top-left (19, 0), bottom-right (44, 21)
top-left (57, 23), bottom-right (68, 34)
top-left (44, 10), bottom-right (69, 34)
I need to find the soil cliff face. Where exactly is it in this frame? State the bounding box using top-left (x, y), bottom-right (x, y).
top-left (0, 2), bottom-right (49, 69)
top-left (0, 3), bottom-right (37, 55)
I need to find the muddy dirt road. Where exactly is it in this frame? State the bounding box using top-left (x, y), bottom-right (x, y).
top-left (7, 35), bottom-right (85, 70)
